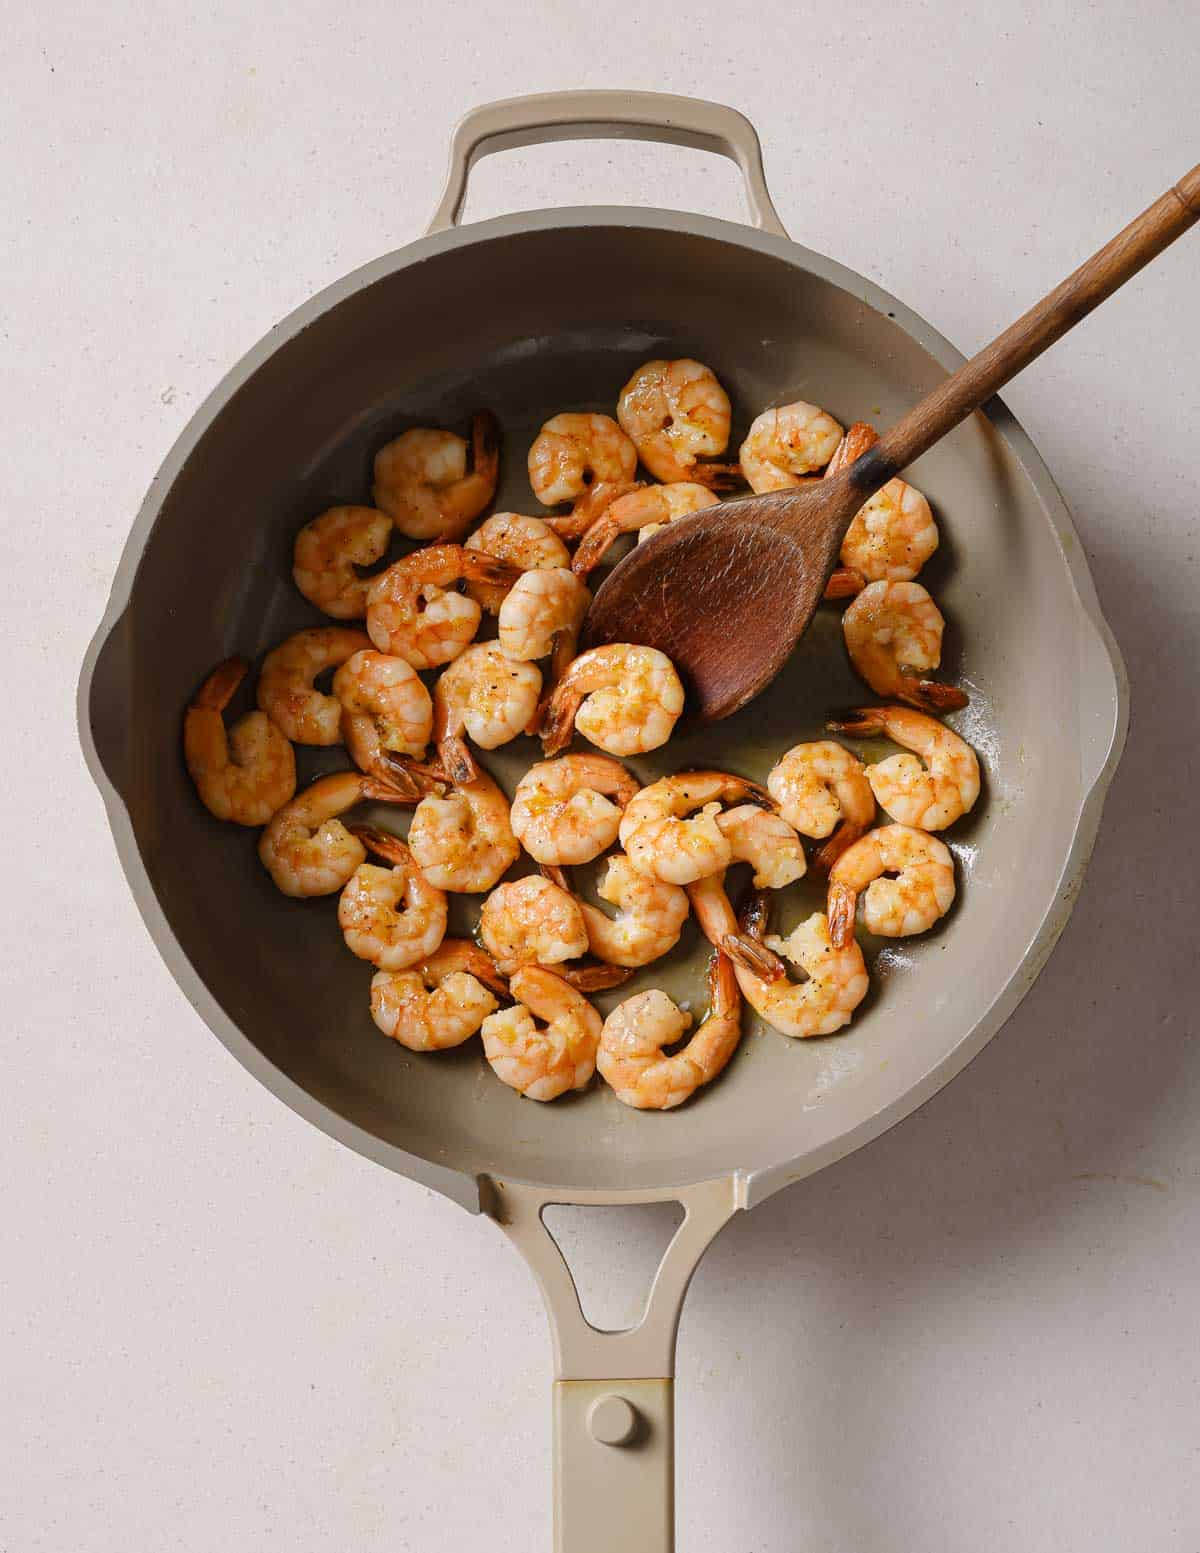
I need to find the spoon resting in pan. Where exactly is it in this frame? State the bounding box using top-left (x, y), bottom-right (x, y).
top-left (583, 164), bottom-right (1200, 721)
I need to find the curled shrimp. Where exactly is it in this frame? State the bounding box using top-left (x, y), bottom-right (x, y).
top-left (545, 854), bottom-right (689, 969)
top-left (481, 965), bottom-right (602, 1101)
top-left (829, 706), bottom-right (980, 831)
top-left (464, 513), bottom-right (570, 613)
top-left (184, 657), bottom-right (296, 825)
top-left (292, 506), bottom-right (392, 619)
top-left (407, 764), bottom-right (519, 893)
top-left (256, 627), bottom-right (370, 745)
top-left (433, 643), bottom-right (542, 773)
top-left (767, 740), bottom-right (876, 871)
top-left (257, 771), bottom-right (410, 898)
top-left (689, 877), bottom-right (868, 1039)
top-left (372, 411), bottom-right (500, 541)
top-left (527, 412), bottom-right (638, 512)
top-left (498, 568), bottom-right (591, 666)
top-left (370, 940), bottom-right (507, 1052)
top-left (571, 482), bottom-right (718, 579)
top-left (333, 649), bottom-right (433, 782)
top-left (728, 886), bottom-right (868, 1038)
top-left (827, 824), bottom-right (956, 947)
top-left (337, 825), bottom-right (447, 970)
top-left (510, 754), bottom-right (639, 866)
top-left (479, 875), bottom-right (588, 975)
top-left (841, 580), bottom-right (968, 713)
top-left (615, 359), bottom-right (740, 487)
top-left (365, 544), bottom-right (519, 671)
top-left (739, 401), bottom-right (844, 491)
top-left (618, 770), bottom-right (771, 885)
top-left (541, 644), bottom-right (684, 758)
top-left (597, 950), bottom-right (742, 1110)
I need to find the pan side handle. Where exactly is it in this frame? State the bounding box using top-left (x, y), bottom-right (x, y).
top-left (426, 90), bottom-right (788, 239)
top-left (484, 1174), bottom-right (742, 1553)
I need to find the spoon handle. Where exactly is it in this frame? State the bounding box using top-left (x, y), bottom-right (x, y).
top-left (855, 164), bottom-right (1200, 489)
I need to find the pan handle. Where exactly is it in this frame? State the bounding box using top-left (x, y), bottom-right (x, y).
top-left (426, 90), bottom-right (788, 238)
top-left (485, 1174), bottom-right (742, 1552)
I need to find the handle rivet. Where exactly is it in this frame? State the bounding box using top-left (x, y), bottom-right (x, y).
top-left (587, 1393), bottom-right (639, 1447)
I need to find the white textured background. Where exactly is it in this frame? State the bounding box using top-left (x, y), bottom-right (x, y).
top-left (4, 2), bottom-right (1199, 1548)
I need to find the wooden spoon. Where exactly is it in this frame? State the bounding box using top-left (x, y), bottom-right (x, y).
top-left (584, 165), bottom-right (1200, 721)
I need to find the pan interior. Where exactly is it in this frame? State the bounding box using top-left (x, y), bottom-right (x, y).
top-left (99, 220), bottom-right (1092, 1193)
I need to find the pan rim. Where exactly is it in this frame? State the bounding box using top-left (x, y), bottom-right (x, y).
top-left (77, 205), bottom-right (1129, 1212)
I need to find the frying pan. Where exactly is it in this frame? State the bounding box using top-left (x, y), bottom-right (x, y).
top-left (77, 91), bottom-right (1128, 1550)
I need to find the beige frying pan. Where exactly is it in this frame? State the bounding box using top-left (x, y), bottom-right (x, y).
top-left (77, 92), bottom-right (1128, 1550)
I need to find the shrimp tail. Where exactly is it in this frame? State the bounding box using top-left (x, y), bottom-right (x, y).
top-left (721, 932), bottom-right (787, 982)
top-left (471, 409), bottom-right (501, 485)
top-left (691, 462), bottom-right (743, 491)
top-left (346, 824), bottom-right (411, 866)
top-left (826, 881), bottom-right (858, 950)
top-left (460, 551), bottom-right (523, 590)
top-left (570, 517), bottom-right (619, 579)
top-left (900, 674), bottom-right (970, 714)
top-left (193, 655), bottom-right (250, 710)
top-left (556, 962), bottom-right (635, 993)
top-left (812, 821), bottom-right (868, 875)
top-left (540, 690), bottom-right (581, 757)
top-left (360, 774), bottom-right (428, 805)
top-left (539, 862), bottom-right (572, 892)
top-left (826, 710), bottom-right (886, 737)
top-left (365, 750), bottom-right (446, 798)
top-left (823, 567), bottom-right (866, 601)
top-left (824, 421), bottom-right (879, 479)
top-left (439, 734), bottom-right (478, 788)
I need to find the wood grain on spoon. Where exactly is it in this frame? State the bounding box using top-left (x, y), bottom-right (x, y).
top-left (584, 164), bottom-right (1200, 721)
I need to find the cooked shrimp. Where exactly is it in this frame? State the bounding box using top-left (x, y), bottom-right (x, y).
top-left (365, 544), bottom-right (519, 670)
top-left (370, 940), bottom-right (507, 1051)
top-left (571, 482), bottom-right (718, 578)
top-left (292, 506), bottom-right (392, 619)
top-left (618, 770), bottom-right (771, 885)
top-left (540, 644), bottom-right (684, 758)
top-left (841, 580), bottom-right (968, 713)
top-left (479, 876), bottom-right (588, 975)
top-left (337, 826), bottom-right (447, 970)
top-left (372, 411), bottom-right (500, 541)
top-left (184, 657), bottom-right (296, 825)
top-left (731, 888), bottom-right (869, 1039)
top-left (740, 402), bottom-right (844, 492)
top-left (716, 804), bottom-right (807, 888)
top-left (597, 949), bottom-right (742, 1110)
top-left (464, 512), bottom-right (570, 613)
top-left (510, 754), bottom-right (639, 866)
top-left (527, 412), bottom-right (638, 509)
top-left (333, 650), bottom-right (433, 782)
top-left (433, 643), bottom-right (542, 775)
top-left (497, 567), bottom-right (590, 665)
top-left (767, 741), bottom-right (876, 871)
top-left (829, 706), bottom-right (980, 831)
top-left (615, 359), bottom-right (739, 487)
top-left (407, 765), bottom-right (519, 893)
top-left (547, 854), bottom-right (689, 969)
top-left (827, 824), bottom-right (956, 947)
top-left (256, 627), bottom-right (370, 745)
top-left (844, 480), bottom-right (938, 585)
top-left (481, 965), bottom-right (602, 1101)
top-left (257, 771), bottom-right (410, 897)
